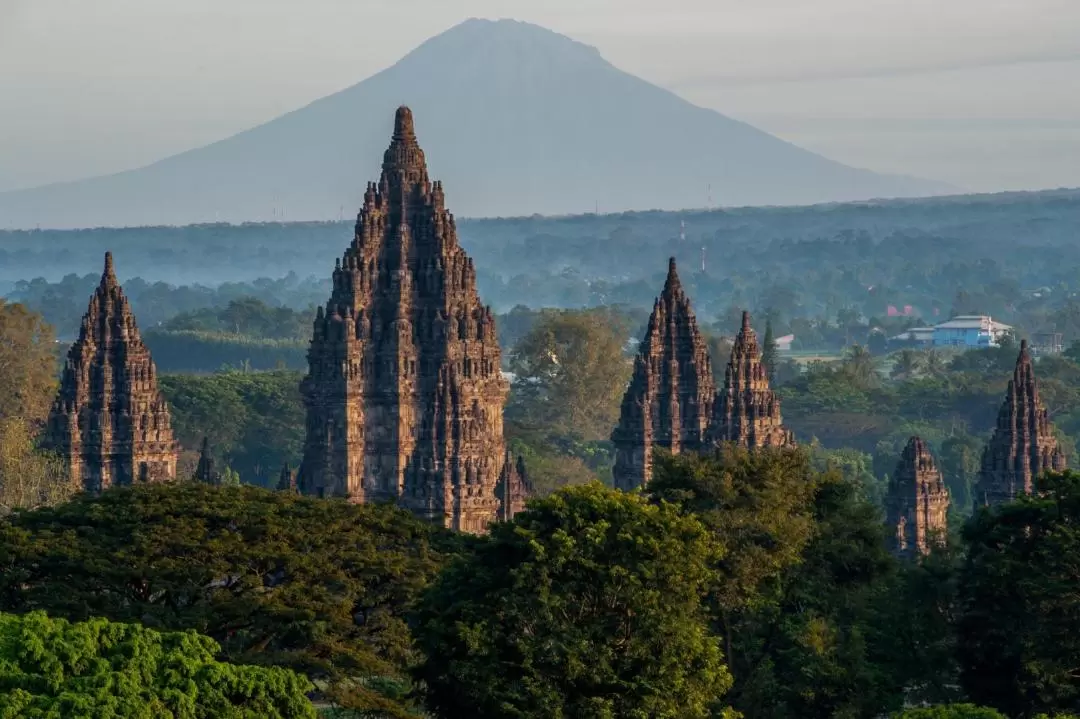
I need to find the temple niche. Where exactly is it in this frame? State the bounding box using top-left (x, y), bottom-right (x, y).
top-left (297, 107), bottom-right (525, 532)
top-left (43, 252), bottom-right (178, 492)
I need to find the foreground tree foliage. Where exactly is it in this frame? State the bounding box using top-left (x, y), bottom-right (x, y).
top-left (652, 448), bottom-right (907, 718)
top-left (0, 483), bottom-right (461, 716)
top-left (958, 471), bottom-right (1080, 718)
top-left (412, 484), bottom-right (736, 719)
top-left (0, 610), bottom-right (315, 719)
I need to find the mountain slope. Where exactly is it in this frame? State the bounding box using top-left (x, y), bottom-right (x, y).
top-left (0, 19), bottom-right (953, 229)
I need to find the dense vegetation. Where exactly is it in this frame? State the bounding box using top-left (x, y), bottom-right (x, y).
top-left (2, 454), bottom-right (1080, 717)
top-left (0, 611), bottom-right (316, 718)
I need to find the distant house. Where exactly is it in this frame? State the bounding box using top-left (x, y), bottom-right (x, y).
top-left (931, 315), bottom-right (1011, 348)
top-left (1031, 331), bottom-right (1064, 356)
top-left (775, 334), bottom-right (795, 352)
top-left (889, 327), bottom-right (935, 346)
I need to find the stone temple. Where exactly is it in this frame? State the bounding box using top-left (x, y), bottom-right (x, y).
top-left (43, 252), bottom-right (178, 492)
top-left (975, 340), bottom-right (1066, 507)
top-left (612, 266), bottom-right (794, 490)
top-left (298, 106), bottom-right (526, 532)
top-left (709, 311), bottom-right (795, 449)
top-left (885, 436), bottom-right (950, 558)
top-left (612, 259), bottom-right (716, 490)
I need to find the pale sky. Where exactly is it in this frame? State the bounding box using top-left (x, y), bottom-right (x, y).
top-left (2, 0), bottom-right (1079, 194)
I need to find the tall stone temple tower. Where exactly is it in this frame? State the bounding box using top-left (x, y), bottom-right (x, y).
top-left (43, 252), bottom-right (178, 492)
top-left (709, 311), bottom-right (795, 449)
top-left (612, 259), bottom-right (716, 490)
top-left (885, 436), bottom-right (950, 558)
top-left (975, 340), bottom-right (1066, 507)
top-left (298, 106), bottom-right (525, 532)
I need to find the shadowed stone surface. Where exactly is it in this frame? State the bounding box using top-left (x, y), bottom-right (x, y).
top-left (194, 437), bottom-right (220, 485)
top-left (976, 340), bottom-right (1066, 506)
top-left (709, 311), bottom-right (795, 449)
top-left (496, 453), bottom-right (532, 522)
top-left (885, 436), bottom-right (950, 558)
top-left (44, 252), bottom-right (178, 492)
top-left (612, 258), bottom-right (716, 490)
top-left (298, 107), bottom-right (523, 532)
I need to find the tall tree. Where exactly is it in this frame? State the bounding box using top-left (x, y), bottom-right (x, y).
top-left (412, 484), bottom-right (737, 719)
top-left (0, 418), bottom-right (74, 516)
top-left (507, 309), bottom-right (631, 442)
top-left (0, 300), bottom-right (57, 426)
top-left (958, 471), bottom-right (1080, 718)
top-left (728, 475), bottom-right (905, 718)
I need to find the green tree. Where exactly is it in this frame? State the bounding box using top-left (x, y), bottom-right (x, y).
top-left (891, 348), bottom-right (924, 381)
top-left (958, 471), bottom-right (1080, 717)
top-left (0, 418), bottom-right (75, 516)
top-left (0, 484), bottom-right (459, 716)
top-left (841, 343), bottom-right (881, 388)
top-left (0, 610), bottom-right (315, 718)
top-left (0, 300), bottom-right (57, 426)
top-left (728, 475), bottom-right (904, 718)
top-left (649, 446), bottom-right (819, 619)
top-left (507, 309), bottom-right (631, 441)
top-left (160, 370), bottom-right (305, 486)
top-left (412, 484), bottom-right (736, 719)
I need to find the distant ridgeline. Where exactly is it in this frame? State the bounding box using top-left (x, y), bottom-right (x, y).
top-left (2, 189), bottom-right (1080, 331)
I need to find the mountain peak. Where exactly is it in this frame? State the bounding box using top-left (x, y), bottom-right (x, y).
top-left (0, 19), bottom-right (952, 228)
top-left (398, 17), bottom-right (603, 70)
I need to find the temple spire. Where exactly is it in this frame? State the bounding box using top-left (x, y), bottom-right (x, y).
top-left (299, 107), bottom-right (515, 533)
top-left (43, 253), bottom-right (177, 492)
top-left (393, 106), bottom-right (416, 141)
top-left (709, 309), bottom-right (794, 449)
top-left (976, 338), bottom-right (1066, 506)
top-left (102, 251), bottom-right (116, 287)
top-left (885, 437), bottom-right (949, 558)
top-left (612, 259), bottom-right (715, 490)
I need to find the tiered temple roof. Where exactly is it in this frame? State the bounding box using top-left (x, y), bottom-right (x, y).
top-left (709, 311), bottom-right (795, 449)
top-left (885, 436), bottom-right (950, 558)
top-left (611, 259), bottom-right (716, 490)
top-left (976, 340), bottom-right (1066, 506)
top-left (44, 253), bottom-right (177, 492)
top-left (297, 107), bottom-right (525, 532)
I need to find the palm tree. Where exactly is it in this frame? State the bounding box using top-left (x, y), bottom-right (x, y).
top-left (842, 344), bottom-right (880, 388)
top-left (890, 348), bottom-right (922, 381)
top-left (920, 348), bottom-right (949, 379)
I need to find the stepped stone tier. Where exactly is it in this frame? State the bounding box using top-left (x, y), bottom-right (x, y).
top-left (194, 437), bottom-right (221, 485)
top-left (709, 311), bottom-right (795, 449)
top-left (885, 436), bottom-right (950, 558)
top-left (612, 258), bottom-right (716, 490)
top-left (43, 253), bottom-right (178, 492)
top-left (976, 340), bottom-right (1067, 506)
top-left (298, 107), bottom-right (524, 532)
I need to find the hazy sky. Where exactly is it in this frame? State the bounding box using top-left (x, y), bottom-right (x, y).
top-left (2, 0), bottom-right (1079, 194)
